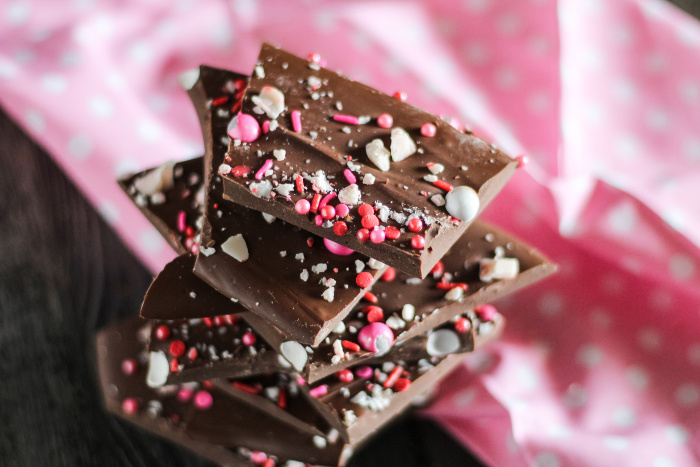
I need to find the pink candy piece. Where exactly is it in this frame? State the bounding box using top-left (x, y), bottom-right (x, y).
top-left (318, 191), bottom-right (337, 209)
top-left (358, 322), bottom-right (395, 353)
top-left (343, 168), bottom-right (357, 184)
top-left (295, 199), bottom-right (311, 214)
top-left (323, 238), bottom-right (354, 255)
top-left (377, 113), bottom-right (393, 129)
top-left (421, 122), bottom-right (437, 137)
top-left (355, 366), bottom-right (373, 379)
top-left (177, 388), bottom-right (193, 402)
top-left (335, 203), bottom-right (349, 218)
top-left (177, 211), bottom-right (186, 232)
top-left (254, 159), bottom-right (273, 180)
top-left (370, 229), bottom-right (386, 243)
top-left (333, 114), bottom-right (360, 125)
top-left (315, 215), bottom-right (323, 226)
top-left (309, 385), bottom-right (329, 398)
top-left (291, 110), bottom-right (302, 132)
top-left (227, 113), bottom-right (260, 142)
top-left (194, 390), bottom-right (213, 409)
top-left (516, 154), bottom-right (529, 168)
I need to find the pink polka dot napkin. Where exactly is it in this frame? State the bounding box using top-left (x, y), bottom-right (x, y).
top-left (1, 0), bottom-right (699, 465)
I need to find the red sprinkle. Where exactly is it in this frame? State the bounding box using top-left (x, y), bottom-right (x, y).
top-left (431, 261), bottom-right (444, 277)
top-left (394, 378), bottom-right (411, 392)
top-left (393, 91), bottom-right (408, 101)
top-left (318, 192), bottom-right (337, 209)
top-left (255, 159), bottom-right (273, 180)
top-left (310, 194), bottom-right (322, 213)
top-left (187, 347), bottom-right (198, 360)
top-left (232, 381), bottom-right (263, 394)
top-left (155, 325), bottom-right (170, 340)
top-left (356, 272), bottom-right (373, 288)
top-left (333, 114), bottom-right (360, 125)
top-left (377, 113), bottom-right (393, 128)
top-left (212, 96), bottom-right (229, 106)
top-left (122, 398), bottom-right (139, 414)
top-left (385, 226), bottom-right (401, 240)
top-left (263, 459), bottom-right (276, 467)
top-left (333, 221), bottom-right (348, 236)
top-left (295, 174), bottom-right (305, 193)
top-left (278, 387), bottom-right (287, 409)
top-left (169, 340), bottom-right (186, 357)
top-left (170, 358), bottom-right (179, 373)
top-left (411, 235), bottom-right (425, 249)
top-left (407, 218), bottom-right (423, 232)
top-left (306, 237), bottom-right (314, 247)
top-left (177, 211), bottom-right (186, 232)
top-left (242, 332), bottom-right (257, 346)
top-left (369, 229), bottom-right (386, 244)
top-left (202, 317), bottom-right (214, 327)
top-left (291, 110), bottom-right (302, 132)
top-left (357, 228), bottom-right (370, 242)
top-left (435, 281), bottom-right (468, 291)
top-left (455, 317), bottom-right (472, 333)
top-left (365, 306), bottom-right (384, 323)
top-left (337, 369), bottom-right (354, 383)
top-left (320, 205), bottom-right (336, 220)
top-left (358, 203), bottom-right (374, 217)
top-left (475, 304), bottom-right (497, 321)
top-left (420, 123), bottom-right (437, 137)
top-left (335, 203), bottom-right (350, 217)
top-left (361, 214), bottom-right (379, 230)
top-left (309, 385), bottom-right (328, 397)
top-left (516, 155), bottom-right (529, 168)
top-left (384, 366), bottom-right (404, 388)
top-left (342, 340), bottom-right (361, 352)
top-left (364, 291), bottom-right (378, 303)
top-left (230, 165), bottom-right (251, 177)
top-left (381, 267), bottom-right (396, 282)
top-left (344, 168), bottom-right (357, 184)
top-left (433, 180), bottom-right (454, 192)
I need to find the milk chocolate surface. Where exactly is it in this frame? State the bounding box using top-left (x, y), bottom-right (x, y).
top-left (189, 66), bottom-right (385, 346)
top-left (221, 44), bottom-right (517, 278)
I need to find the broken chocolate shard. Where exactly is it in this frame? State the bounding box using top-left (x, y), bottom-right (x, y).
top-left (220, 44), bottom-right (517, 278)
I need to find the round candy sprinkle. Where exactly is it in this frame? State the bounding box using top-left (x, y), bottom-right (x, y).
top-left (411, 235), bottom-right (425, 249)
top-left (393, 91), bottom-right (407, 101)
top-left (431, 261), bottom-right (444, 278)
top-left (369, 229), bottom-right (386, 243)
top-left (155, 325), bottom-right (170, 340)
top-left (394, 378), bottom-right (411, 392)
top-left (381, 267), bottom-right (396, 282)
top-left (358, 203), bottom-right (374, 217)
top-left (455, 317), bottom-right (471, 333)
top-left (516, 155), bottom-right (529, 168)
top-left (337, 369), bottom-right (354, 383)
top-left (323, 238), bottom-right (354, 255)
top-left (356, 271), bottom-right (374, 288)
top-left (169, 340), bottom-right (185, 357)
top-left (365, 306), bottom-right (384, 323)
top-left (242, 332), bottom-right (257, 346)
top-left (408, 218), bottom-right (423, 232)
top-left (320, 205), bottom-right (336, 220)
top-left (170, 358), bottom-right (179, 373)
top-left (358, 322), bottom-right (395, 353)
top-left (355, 366), bottom-right (373, 379)
top-left (357, 229), bottom-right (370, 242)
top-left (250, 452), bottom-right (268, 464)
top-left (194, 390), bottom-right (213, 409)
top-left (121, 358), bottom-right (137, 375)
top-left (187, 347), bottom-right (198, 360)
top-left (177, 388), bottom-right (193, 402)
top-left (295, 199), bottom-right (310, 214)
top-left (332, 221), bottom-right (348, 236)
top-left (314, 215), bottom-right (323, 226)
top-left (475, 304), bottom-right (497, 321)
top-left (361, 214), bottom-right (379, 230)
top-left (122, 398), bottom-right (139, 414)
top-left (227, 113), bottom-right (261, 142)
top-left (385, 226), bottom-right (401, 240)
top-left (420, 123), bottom-right (437, 137)
top-left (335, 203), bottom-right (350, 218)
top-left (377, 113), bottom-right (393, 129)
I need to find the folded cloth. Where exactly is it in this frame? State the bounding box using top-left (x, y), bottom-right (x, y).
top-left (1, 0), bottom-right (699, 465)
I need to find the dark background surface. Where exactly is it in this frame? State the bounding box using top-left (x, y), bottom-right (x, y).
top-left (1, 2), bottom-right (699, 465)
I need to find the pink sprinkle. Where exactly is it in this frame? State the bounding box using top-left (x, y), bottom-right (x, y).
top-left (315, 215), bottom-right (323, 226)
top-left (333, 114), bottom-right (360, 125)
top-left (122, 398), bottom-right (139, 414)
top-left (295, 199), bottom-right (311, 214)
top-left (194, 390), bottom-right (213, 409)
top-left (262, 120), bottom-right (270, 133)
top-left (421, 123), bottom-right (437, 137)
top-left (250, 452), bottom-right (268, 464)
top-left (296, 376), bottom-right (306, 385)
top-left (355, 366), bottom-right (373, 379)
top-left (177, 211), bottom-right (186, 232)
top-left (177, 388), bottom-right (193, 402)
top-left (370, 229), bottom-right (386, 243)
top-left (516, 155), bottom-right (529, 168)
top-left (343, 169), bottom-right (357, 184)
top-left (318, 192), bottom-right (337, 209)
top-left (335, 203), bottom-right (349, 217)
top-left (255, 159), bottom-right (273, 180)
top-left (309, 385), bottom-right (329, 398)
top-left (377, 113), bottom-right (393, 129)
top-left (291, 110), bottom-right (302, 133)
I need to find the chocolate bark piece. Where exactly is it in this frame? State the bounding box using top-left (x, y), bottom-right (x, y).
top-left (220, 44), bottom-right (517, 278)
top-left (147, 314), bottom-right (281, 385)
top-left (119, 157), bottom-right (204, 255)
top-left (96, 317), bottom-right (349, 466)
top-left (245, 221), bottom-right (554, 383)
top-left (187, 66), bottom-right (384, 346)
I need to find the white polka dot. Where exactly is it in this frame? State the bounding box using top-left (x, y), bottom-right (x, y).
top-left (382, 56), bottom-right (405, 78)
top-left (351, 29), bottom-right (371, 51)
top-left (680, 80), bottom-right (699, 102)
top-left (147, 94), bottom-right (170, 113)
top-left (5, 1), bottom-right (30, 25)
top-left (73, 0), bottom-right (96, 11)
top-left (653, 456), bottom-right (677, 467)
top-left (106, 71), bottom-right (127, 91)
top-left (582, 47), bottom-right (605, 69)
top-left (494, 67), bottom-right (519, 89)
top-left (209, 21), bottom-right (233, 47)
top-left (650, 289), bottom-right (673, 310)
top-left (137, 121), bottom-right (163, 143)
top-left (505, 430), bottom-right (519, 453)
top-left (463, 42), bottom-right (489, 65)
top-left (527, 91), bottom-right (551, 115)
top-left (98, 200), bottom-right (120, 225)
top-left (140, 229), bottom-right (165, 254)
top-left (646, 109), bottom-right (670, 131)
top-left (545, 424), bottom-right (571, 439)
top-left (92, 14), bottom-right (115, 38)
top-left (0, 58), bottom-right (18, 79)
top-left (683, 138), bottom-right (700, 162)
top-left (114, 158), bottom-right (140, 178)
top-left (128, 40), bottom-right (154, 65)
top-left (563, 383), bottom-right (587, 408)
top-left (68, 134), bottom-right (93, 159)
top-left (25, 109), bottom-right (45, 132)
top-left (29, 28), bottom-right (50, 43)
top-left (677, 23), bottom-right (700, 46)
top-left (496, 12), bottom-right (520, 36)
top-left (41, 73), bottom-right (67, 94)
top-left (538, 292), bottom-right (563, 317)
top-left (515, 365), bottom-right (539, 390)
top-left (675, 383), bottom-right (699, 407)
top-left (662, 208), bottom-right (686, 231)
top-left (182, 140), bottom-right (204, 159)
top-left (687, 343), bottom-right (700, 366)
top-left (606, 202), bottom-right (637, 235)
top-left (71, 24), bottom-right (90, 45)
top-left (577, 344), bottom-right (603, 367)
top-left (665, 425), bottom-right (688, 444)
top-left (14, 49), bottom-right (34, 64)
top-left (612, 24), bottom-right (634, 45)
top-left (465, 351), bottom-right (495, 374)
top-left (89, 96), bottom-right (114, 119)
top-left (462, 0), bottom-right (491, 12)
top-left (611, 407), bottom-right (636, 428)
top-left (645, 51), bottom-right (667, 73)
top-left (637, 328), bottom-right (662, 352)
top-left (528, 35), bottom-right (551, 55)
top-left (603, 436), bottom-right (629, 451)
top-left (155, 18), bottom-right (177, 38)
top-left (590, 307), bottom-right (612, 328)
top-left (583, 103), bottom-right (606, 125)
top-left (669, 254), bottom-right (695, 280)
top-left (625, 366), bottom-right (648, 390)
top-left (452, 387), bottom-right (476, 407)
top-left (614, 135), bottom-right (642, 160)
top-left (60, 51), bottom-right (81, 67)
top-left (533, 451), bottom-right (560, 467)
top-left (612, 79), bottom-right (636, 103)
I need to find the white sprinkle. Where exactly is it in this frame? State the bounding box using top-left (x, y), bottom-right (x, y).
top-left (262, 212), bottom-right (276, 223)
top-left (295, 253), bottom-right (305, 262)
top-left (355, 260), bottom-right (365, 273)
top-left (338, 184), bottom-right (361, 205)
top-left (431, 194), bottom-right (446, 207)
top-left (386, 316), bottom-right (406, 329)
top-left (423, 174), bottom-right (438, 183)
top-left (189, 291), bottom-right (197, 299)
top-left (200, 247), bottom-right (216, 256)
top-left (362, 173), bottom-right (376, 185)
top-left (367, 258), bottom-right (386, 270)
top-left (445, 287), bottom-right (464, 301)
top-left (273, 149), bottom-right (286, 161)
top-left (333, 321), bottom-right (346, 334)
top-left (218, 164), bottom-right (232, 175)
top-left (322, 287), bottom-right (335, 302)
top-left (312, 263), bottom-right (328, 274)
top-left (402, 304), bottom-right (416, 321)
top-left (254, 65), bottom-right (265, 78)
top-left (146, 351), bottom-right (169, 388)
top-left (300, 269), bottom-right (309, 281)
top-left (428, 163), bottom-right (445, 174)
top-left (280, 250), bottom-right (287, 257)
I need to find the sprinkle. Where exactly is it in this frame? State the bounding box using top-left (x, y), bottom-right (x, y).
top-left (242, 332), bottom-right (257, 346)
top-left (255, 159), bottom-right (273, 180)
top-left (361, 214), bottom-right (379, 230)
top-left (420, 123), bottom-right (437, 137)
top-left (333, 114), bottom-right (360, 125)
top-left (407, 218), bottom-right (423, 232)
top-left (230, 165), bottom-right (251, 177)
top-left (381, 267), bottom-right (396, 281)
top-left (335, 203), bottom-right (349, 217)
top-left (212, 96), bottom-right (229, 106)
top-left (273, 149), bottom-right (286, 161)
top-left (315, 215), bottom-right (323, 226)
top-left (370, 229), bottom-right (386, 243)
top-left (155, 325), bottom-right (170, 340)
top-left (364, 291), bottom-right (378, 303)
top-left (262, 120), bottom-right (270, 133)
top-left (385, 226), bottom-right (401, 240)
top-left (393, 91), bottom-right (407, 101)
top-left (475, 304), bottom-right (498, 321)
top-left (295, 174), bottom-right (305, 193)
top-left (122, 398), bottom-right (139, 414)
top-left (187, 348), bottom-right (198, 360)
top-left (377, 113), bottom-right (393, 128)
top-left (364, 306), bottom-right (384, 323)
top-left (121, 359), bottom-right (138, 375)
top-left (455, 317), bottom-right (471, 333)
top-left (394, 378), bottom-right (411, 392)
top-left (431, 194), bottom-right (446, 207)
top-left (177, 211), bottom-right (186, 232)
top-left (357, 228), bottom-right (370, 242)
top-left (193, 390), bottom-right (213, 409)
top-left (435, 281), bottom-right (468, 291)
top-left (356, 271), bottom-right (373, 288)
top-left (310, 385), bottom-right (329, 398)
top-left (516, 155), bottom-right (528, 168)
top-left (337, 369), bottom-right (354, 382)
top-left (432, 180), bottom-right (454, 192)
top-left (318, 192), bottom-right (337, 209)
top-left (383, 366), bottom-right (404, 388)
top-left (291, 110), bottom-right (302, 132)
top-left (295, 199), bottom-right (311, 214)
top-left (333, 221), bottom-right (348, 236)
top-left (310, 193), bottom-right (322, 213)
top-left (427, 163), bottom-right (445, 174)
top-left (342, 340), bottom-right (361, 352)
top-left (411, 235), bottom-right (425, 249)
top-left (343, 169), bottom-right (357, 184)
top-left (355, 366), bottom-right (373, 379)
top-left (169, 340), bottom-right (185, 357)
top-left (362, 173), bottom-right (376, 185)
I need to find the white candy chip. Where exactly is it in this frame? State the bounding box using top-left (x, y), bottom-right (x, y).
top-left (178, 68), bottom-right (200, 90)
top-left (430, 194), bottom-right (446, 207)
top-left (338, 184), bottom-right (361, 205)
top-left (262, 212), bottom-right (276, 224)
top-left (401, 304), bottom-right (416, 321)
top-left (133, 161), bottom-right (175, 196)
top-left (221, 234), bottom-right (249, 262)
top-left (322, 287), bottom-right (335, 302)
top-left (390, 127), bottom-right (417, 162)
top-left (386, 316), bottom-right (406, 329)
top-left (274, 183), bottom-right (294, 197)
top-left (426, 329), bottom-right (461, 357)
top-left (367, 258), bottom-right (386, 270)
top-left (479, 257), bottom-right (520, 282)
top-left (280, 341), bottom-right (308, 371)
top-left (273, 149), bottom-right (286, 161)
top-left (200, 246), bottom-right (216, 257)
top-left (445, 287), bottom-right (464, 301)
top-left (366, 139), bottom-right (391, 171)
top-left (362, 173), bottom-right (376, 185)
top-left (250, 180), bottom-right (273, 198)
top-left (146, 351), bottom-right (169, 388)
top-left (428, 163), bottom-right (445, 174)
top-left (445, 185), bottom-right (480, 221)
top-left (252, 86), bottom-right (285, 119)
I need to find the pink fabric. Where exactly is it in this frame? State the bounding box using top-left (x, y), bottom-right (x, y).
top-left (2, 0), bottom-right (700, 465)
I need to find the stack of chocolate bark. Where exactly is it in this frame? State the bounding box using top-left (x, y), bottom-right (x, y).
top-left (97, 44), bottom-right (556, 466)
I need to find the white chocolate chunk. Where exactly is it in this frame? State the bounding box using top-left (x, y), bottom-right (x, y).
top-left (262, 212), bottom-right (276, 223)
top-left (249, 180), bottom-right (273, 198)
top-left (366, 139), bottom-right (391, 171)
top-left (221, 234), bottom-right (249, 262)
top-left (479, 257), bottom-right (520, 282)
top-left (322, 287), bottom-right (335, 302)
top-left (338, 184), bottom-right (361, 205)
top-left (428, 163), bottom-right (445, 174)
top-left (390, 127), bottom-right (417, 162)
top-left (280, 341), bottom-right (308, 371)
top-left (401, 304), bottom-right (416, 321)
top-left (445, 185), bottom-right (480, 221)
top-left (252, 86), bottom-right (285, 119)
top-left (362, 173), bottom-right (376, 185)
top-left (445, 287), bottom-right (464, 301)
top-left (426, 330), bottom-right (460, 357)
top-left (200, 247), bottom-right (216, 257)
top-left (273, 149), bottom-right (286, 161)
top-left (178, 68), bottom-right (200, 90)
top-left (146, 351), bottom-right (169, 388)
top-left (133, 161), bottom-right (175, 196)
